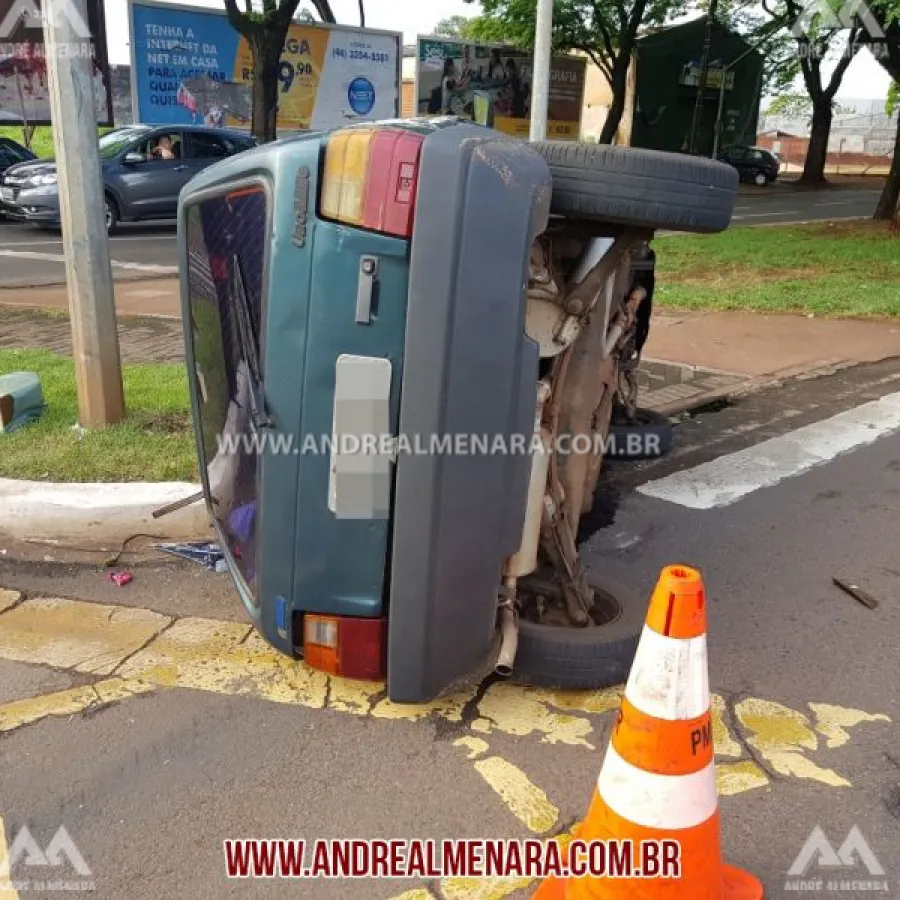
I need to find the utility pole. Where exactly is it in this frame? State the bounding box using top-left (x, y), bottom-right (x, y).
top-left (688, 0), bottom-right (719, 155)
top-left (43, 0), bottom-right (125, 426)
top-left (530, 0), bottom-right (554, 141)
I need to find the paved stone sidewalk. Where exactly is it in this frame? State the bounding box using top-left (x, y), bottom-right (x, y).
top-left (0, 307), bottom-right (184, 364)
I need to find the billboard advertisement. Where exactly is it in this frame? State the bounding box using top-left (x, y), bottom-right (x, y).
top-left (127, 0), bottom-right (401, 130)
top-left (0, 0), bottom-right (113, 125)
top-left (413, 36), bottom-right (586, 140)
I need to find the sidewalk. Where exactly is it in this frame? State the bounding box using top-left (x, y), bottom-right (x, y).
top-left (640, 309), bottom-right (900, 414)
top-left (0, 278), bottom-right (180, 319)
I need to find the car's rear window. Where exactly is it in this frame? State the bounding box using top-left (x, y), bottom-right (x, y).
top-left (184, 184), bottom-right (268, 602)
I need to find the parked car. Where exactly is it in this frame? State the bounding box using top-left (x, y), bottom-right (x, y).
top-left (0, 137), bottom-right (36, 218)
top-left (0, 124), bottom-right (257, 233)
top-left (717, 144), bottom-right (780, 186)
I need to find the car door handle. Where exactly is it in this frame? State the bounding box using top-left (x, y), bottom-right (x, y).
top-left (174, 165), bottom-right (188, 171)
top-left (356, 255), bottom-right (379, 324)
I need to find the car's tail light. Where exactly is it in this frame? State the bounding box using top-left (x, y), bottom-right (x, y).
top-left (303, 613), bottom-right (387, 681)
top-left (319, 126), bottom-right (424, 239)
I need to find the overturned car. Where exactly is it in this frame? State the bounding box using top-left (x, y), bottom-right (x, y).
top-left (177, 118), bottom-right (738, 703)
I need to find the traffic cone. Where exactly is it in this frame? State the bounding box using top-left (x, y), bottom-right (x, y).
top-left (535, 565), bottom-right (763, 899)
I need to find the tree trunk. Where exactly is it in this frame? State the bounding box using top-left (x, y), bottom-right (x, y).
top-left (800, 100), bottom-right (832, 184)
top-left (874, 114), bottom-right (900, 222)
top-left (598, 52), bottom-right (630, 145)
top-left (249, 34), bottom-right (283, 143)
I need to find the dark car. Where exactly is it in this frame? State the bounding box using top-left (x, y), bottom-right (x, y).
top-left (0, 124), bottom-right (256, 233)
top-left (0, 137), bottom-right (37, 217)
top-left (717, 144), bottom-right (780, 186)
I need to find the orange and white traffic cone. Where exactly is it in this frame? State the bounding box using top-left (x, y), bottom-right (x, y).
top-left (535, 565), bottom-right (763, 899)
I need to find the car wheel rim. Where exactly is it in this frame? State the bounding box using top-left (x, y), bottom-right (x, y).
top-left (105, 202), bottom-right (112, 230)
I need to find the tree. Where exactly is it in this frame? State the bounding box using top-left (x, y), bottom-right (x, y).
top-left (859, 11), bottom-right (900, 221)
top-left (765, 91), bottom-right (813, 118)
top-left (434, 15), bottom-right (477, 37)
top-left (887, 80), bottom-right (899, 116)
top-left (222, 0), bottom-right (346, 142)
top-left (755, 0), bottom-right (865, 184)
top-left (464, 0), bottom-right (690, 144)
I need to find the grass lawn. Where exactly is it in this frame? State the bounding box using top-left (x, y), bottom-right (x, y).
top-left (655, 220), bottom-right (900, 317)
top-left (0, 349), bottom-right (198, 482)
top-left (0, 125), bottom-right (116, 158)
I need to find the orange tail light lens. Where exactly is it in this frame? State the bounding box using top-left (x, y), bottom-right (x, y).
top-left (303, 613), bottom-right (387, 681)
top-left (319, 126), bottom-right (424, 239)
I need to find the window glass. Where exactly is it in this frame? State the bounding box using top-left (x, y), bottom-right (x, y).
top-left (192, 133), bottom-right (230, 159)
top-left (185, 186), bottom-right (267, 601)
top-left (99, 127), bottom-right (151, 159)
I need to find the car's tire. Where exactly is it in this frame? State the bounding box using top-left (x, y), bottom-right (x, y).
top-left (752, 171), bottom-right (767, 187)
top-left (511, 572), bottom-right (645, 690)
top-left (606, 408), bottom-right (674, 460)
top-left (530, 142), bottom-right (739, 234)
top-left (104, 195), bottom-right (120, 235)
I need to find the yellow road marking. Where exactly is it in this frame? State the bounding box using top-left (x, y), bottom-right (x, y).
top-left (809, 702), bottom-right (892, 749)
top-left (473, 757), bottom-right (559, 834)
top-left (0, 597), bottom-right (170, 676)
top-left (0, 678), bottom-right (155, 733)
top-left (0, 816), bottom-right (20, 900)
top-left (371, 692), bottom-right (471, 723)
top-left (441, 873), bottom-right (534, 900)
top-left (454, 737), bottom-right (490, 760)
top-left (735, 698), bottom-right (851, 787)
top-left (534, 686), bottom-right (622, 716)
top-left (119, 618), bottom-right (331, 705)
top-left (711, 694), bottom-right (742, 758)
top-left (473, 683), bottom-right (595, 748)
top-left (0, 595), bottom-right (890, 805)
top-left (384, 891), bottom-right (437, 900)
top-left (0, 591), bottom-right (19, 615)
top-left (716, 761), bottom-right (770, 796)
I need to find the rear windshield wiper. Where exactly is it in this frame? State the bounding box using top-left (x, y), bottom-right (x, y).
top-left (230, 253), bottom-right (273, 432)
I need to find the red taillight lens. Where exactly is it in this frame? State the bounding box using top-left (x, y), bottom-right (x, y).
top-left (303, 613), bottom-right (387, 681)
top-left (319, 126), bottom-right (424, 239)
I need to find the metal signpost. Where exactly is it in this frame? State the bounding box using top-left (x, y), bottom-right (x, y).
top-left (530, 0), bottom-right (554, 141)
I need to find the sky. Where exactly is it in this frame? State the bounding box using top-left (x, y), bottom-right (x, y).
top-left (102, 0), bottom-right (893, 102)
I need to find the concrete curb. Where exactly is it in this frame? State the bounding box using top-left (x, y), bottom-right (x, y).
top-left (0, 478), bottom-right (212, 543)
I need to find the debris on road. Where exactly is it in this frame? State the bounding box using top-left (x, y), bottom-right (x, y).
top-left (107, 570), bottom-right (134, 587)
top-left (155, 541), bottom-right (224, 570)
top-left (833, 577), bottom-right (879, 610)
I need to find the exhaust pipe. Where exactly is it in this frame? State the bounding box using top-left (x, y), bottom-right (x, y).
top-left (495, 576), bottom-right (519, 677)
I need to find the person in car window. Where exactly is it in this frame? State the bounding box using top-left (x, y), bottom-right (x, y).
top-left (151, 135), bottom-right (175, 160)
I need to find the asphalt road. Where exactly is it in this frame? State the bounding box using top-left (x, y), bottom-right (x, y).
top-left (1, 359), bottom-right (898, 899)
top-left (0, 184), bottom-right (885, 290)
top-left (0, 220), bottom-right (177, 289)
top-left (730, 186), bottom-right (884, 225)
